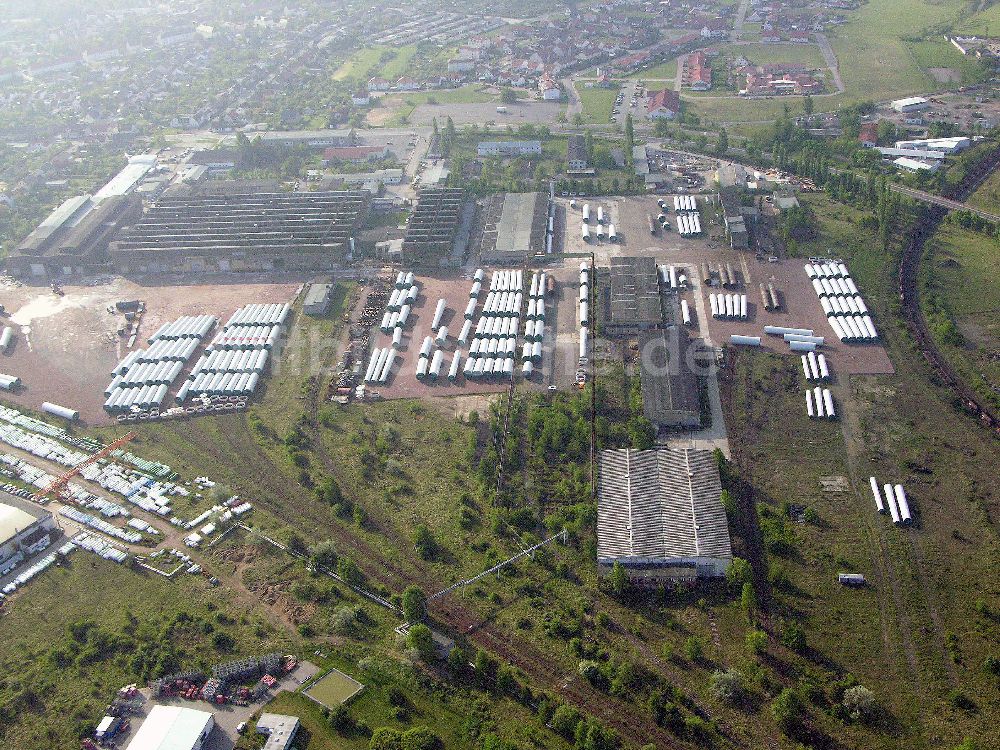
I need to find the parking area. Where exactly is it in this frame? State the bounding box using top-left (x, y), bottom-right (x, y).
top-left (0, 276), bottom-right (302, 424)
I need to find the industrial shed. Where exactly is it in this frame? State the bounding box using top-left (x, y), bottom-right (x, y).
top-left (401, 187), bottom-right (467, 265)
top-left (480, 192), bottom-right (546, 264)
top-left (0, 493), bottom-right (56, 576)
top-left (124, 706), bottom-right (214, 750)
top-left (597, 447), bottom-right (732, 583)
top-left (602, 256), bottom-right (667, 336)
top-left (108, 190), bottom-right (368, 273)
top-left (303, 283), bottom-right (334, 316)
top-left (638, 329), bottom-right (702, 430)
top-left (7, 194), bottom-right (141, 277)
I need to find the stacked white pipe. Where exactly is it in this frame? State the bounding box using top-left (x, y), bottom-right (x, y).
top-left (805, 386), bottom-right (836, 420)
top-left (105, 315), bottom-right (219, 413)
top-left (710, 293), bottom-right (748, 320)
top-left (805, 261), bottom-right (878, 342)
top-left (800, 352), bottom-right (831, 382)
top-left (869, 477), bottom-right (913, 525)
top-left (182, 304), bottom-right (290, 402)
top-left (464, 270), bottom-right (527, 380)
top-left (673, 195), bottom-right (701, 236)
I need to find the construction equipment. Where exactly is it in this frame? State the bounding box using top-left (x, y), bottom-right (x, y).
top-left (39, 431), bottom-right (137, 500)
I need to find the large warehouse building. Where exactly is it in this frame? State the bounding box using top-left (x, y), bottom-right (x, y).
top-left (602, 256), bottom-right (667, 336)
top-left (480, 192), bottom-right (546, 264)
top-left (109, 190), bottom-right (368, 273)
top-left (125, 706), bottom-right (215, 750)
top-left (400, 187), bottom-right (467, 265)
top-left (597, 447), bottom-right (732, 584)
top-left (638, 329), bottom-right (702, 430)
top-left (6, 194), bottom-right (142, 277)
top-left (0, 493), bottom-right (56, 577)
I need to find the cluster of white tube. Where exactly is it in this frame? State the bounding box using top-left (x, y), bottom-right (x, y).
top-left (462, 269), bottom-right (529, 380)
top-left (710, 293), bottom-right (748, 320)
top-left (673, 195), bottom-right (701, 236)
top-left (764, 325), bottom-right (824, 353)
top-left (0, 326), bottom-right (14, 353)
top-left (366, 346), bottom-right (398, 384)
top-left (805, 262), bottom-right (878, 342)
top-left (805, 386), bottom-right (836, 420)
top-left (578, 262), bottom-right (590, 360)
top-left (180, 303), bottom-right (289, 403)
top-left (676, 213), bottom-right (702, 236)
top-left (801, 351), bottom-right (830, 382)
top-left (381, 272), bottom-right (418, 333)
top-left (869, 477), bottom-right (913, 525)
top-left (658, 264), bottom-right (688, 290)
top-left (105, 314), bottom-right (221, 413)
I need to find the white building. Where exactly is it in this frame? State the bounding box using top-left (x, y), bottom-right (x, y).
top-left (257, 713), bottom-right (301, 750)
top-left (895, 136), bottom-right (971, 154)
top-left (597, 448), bottom-right (732, 583)
top-left (476, 141), bottom-right (542, 157)
top-left (893, 156), bottom-right (940, 173)
top-left (125, 706), bottom-right (215, 750)
top-left (891, 96), bottom-right (929, 113)
top-left (0, 495), bottom-right (55, 577)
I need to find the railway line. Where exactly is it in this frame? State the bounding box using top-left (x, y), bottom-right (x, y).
top-left (897, 145), bottom-right (1000, 437)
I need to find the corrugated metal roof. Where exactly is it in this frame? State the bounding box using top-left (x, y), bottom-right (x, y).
top-left (597, 447), bottom-right (732, 561)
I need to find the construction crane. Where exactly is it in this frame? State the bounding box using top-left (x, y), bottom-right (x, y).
top-left (39, 431), bottom-right (137, 500)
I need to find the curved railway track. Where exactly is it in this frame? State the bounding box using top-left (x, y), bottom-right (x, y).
top-left (897, 145), bottom-right (1000, 437)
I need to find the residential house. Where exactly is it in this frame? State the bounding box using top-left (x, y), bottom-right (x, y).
top-left (647, 89), bottom-right (681, 119)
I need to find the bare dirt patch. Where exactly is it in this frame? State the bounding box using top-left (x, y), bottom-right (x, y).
top-left (0, 275), bottom-right (302, 424)
top-left (928, 67), bottom-right (961, 83)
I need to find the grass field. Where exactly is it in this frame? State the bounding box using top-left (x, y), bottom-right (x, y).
top-left (627, 59), bottom-right (678, 80)
top-left (575, 86), bottom-right (618, 124)
top-left (304, 668), bottom-right (364, 707)
top-left (725, 42), bottom-right (827, 68)
top-left (717, 192), bottom-right (1000, 749)
top-left (381, 85), bottom-right (497, 125)
top-left (919, 221), bottom-right (1000, 411)
top-left (0, 558), bottom-right (291, 749)
top-left (966, 166), bottom-right (1000, 214)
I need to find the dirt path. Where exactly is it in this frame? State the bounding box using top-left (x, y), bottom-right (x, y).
top-left (837, 380), bottom-right (921, 681)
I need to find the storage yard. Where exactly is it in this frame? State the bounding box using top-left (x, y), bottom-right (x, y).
top-left (0, 278), bottom-right (300, 423)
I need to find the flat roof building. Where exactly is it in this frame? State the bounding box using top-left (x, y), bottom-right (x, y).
top-left (0, 493), bottom-right (56, 576)
top-left (245, 129), bottom-right (358, 149)
top-left (891, 96), bottom-right (929, 113)
top-left (303, 283), bottom-right (334, 316)
top-left (109, 190), bottom-right (368, 274)
top-left (597, 447), bottom-right (732, 583)
top-left (125, 706), bottom-right (215, 750)
top-left (603, 256), bottom-right (665, 336)
top-left (638, 329), bottom-right (702, 430)
top-left (477, 141), bottom-right (542, 157)
top-left (480, 192), bottom-right (546, 264)
top-left (256, 713), bottom-right (301, 750)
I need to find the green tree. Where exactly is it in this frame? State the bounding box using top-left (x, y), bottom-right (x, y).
top-left (771, 688), bottom-right (804, 734)
top-left (842, 684), bottom-right (877, 723)
top-left (715, 128), bottom-right (728, 155)
top-left (725, 556), bottom-right (752, 589)
top-left (401, 726), bottom-right (440, 750)
top-left (745, 629), bottom-right (767, 656)
top-left (406, 623), bottom-right (436, 660)
top-left (370, 727), bottom-right (404, 750)
top-left (780, 620), bottom-right (806, 653)
top-left (803, 94), bottom-right (814, 115)
top-left (402, 585), bottom-right (427, 623)
top-left (413, 524), bottom-right (437, 560)
top-left (708, 669), bottom-right (743, 705)
top-left (608, 560), bottom-right (630, 597)
top-left (337, 556), bottom-right (364, 587)
top-left (501, 88), bottom-right (518, 104)
top-left (684, 636), bottom-right (704, 662)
